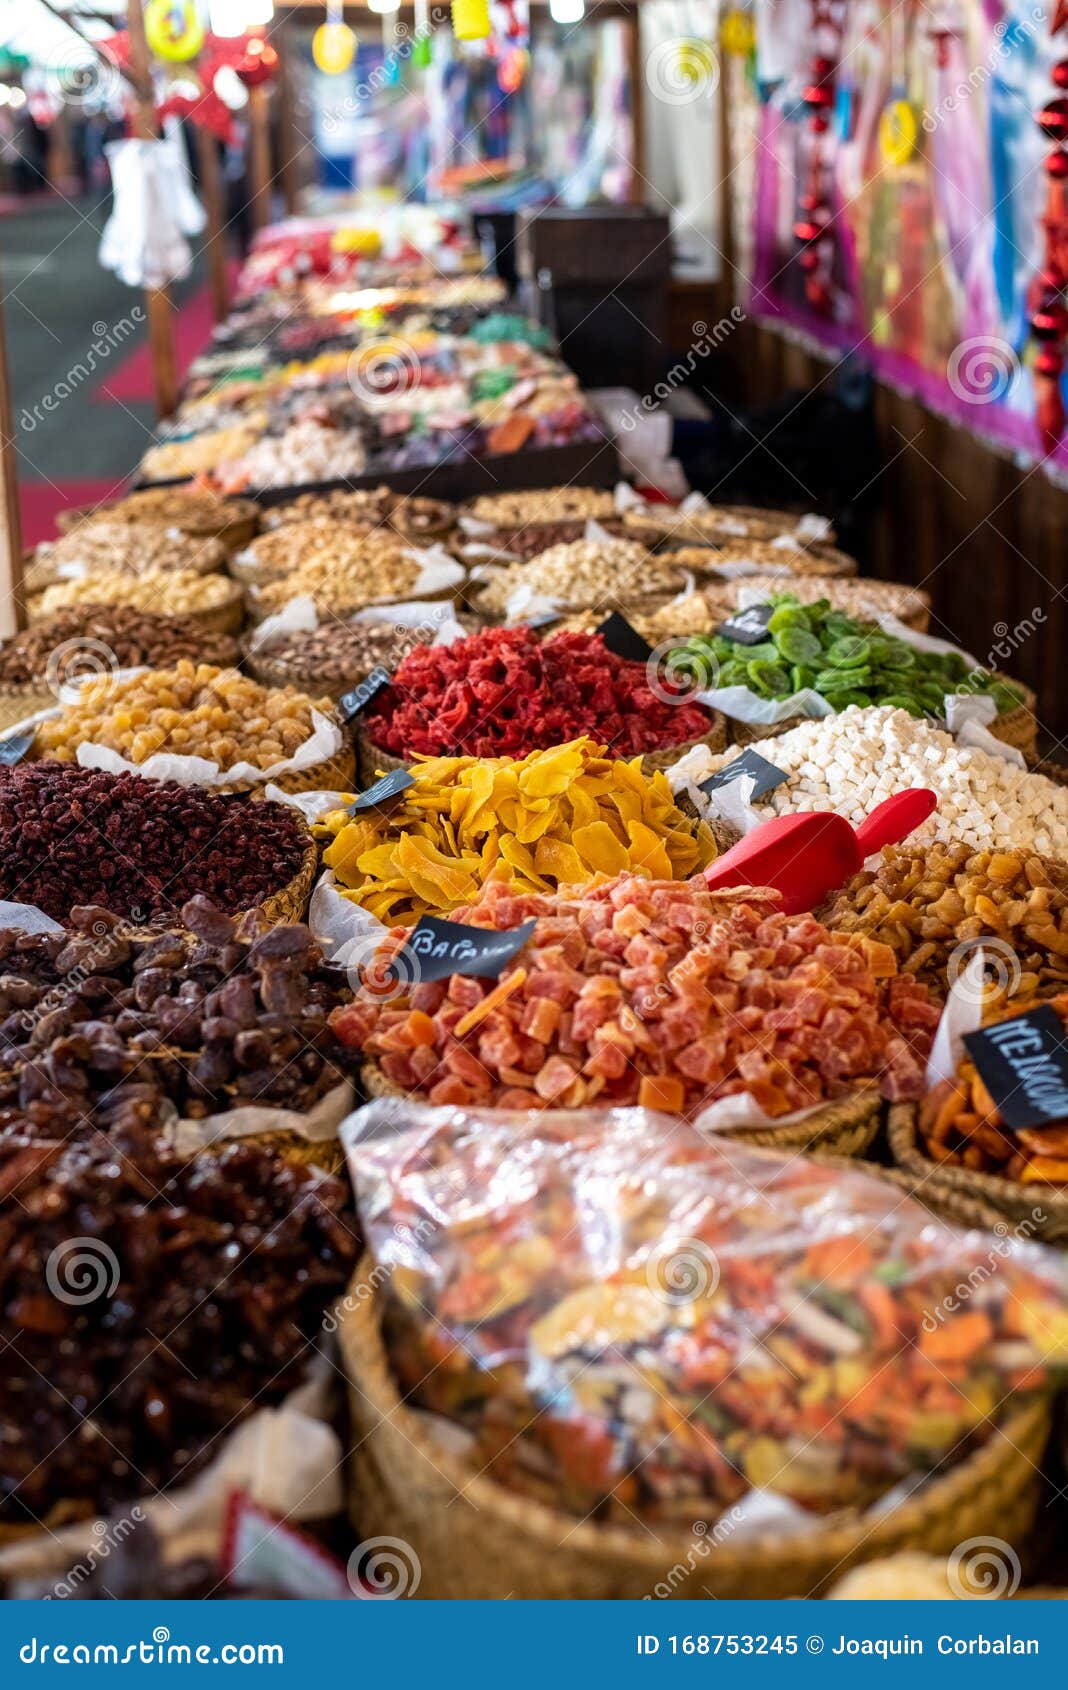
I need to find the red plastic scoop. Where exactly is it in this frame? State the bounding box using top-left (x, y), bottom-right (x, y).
top-left (702, 789), bottom-right (937, 914)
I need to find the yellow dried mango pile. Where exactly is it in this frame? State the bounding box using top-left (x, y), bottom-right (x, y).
top-left (316, 736), bottom-right (716, 924)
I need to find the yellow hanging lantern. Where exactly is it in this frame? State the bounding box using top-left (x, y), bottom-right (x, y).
top-left (719, 8), bottom-right (755, 57)
top-left (144, 0), bottom-right (204, 63)
top-left (451, 0), bottom-right (492, 41)
top-left (878, 98), bottom-right (919, 166)
top-left (313, 19), bottom-right (357, 74)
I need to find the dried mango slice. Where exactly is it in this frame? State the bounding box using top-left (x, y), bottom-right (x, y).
top-left (573, 821), bottom-right (633, 877)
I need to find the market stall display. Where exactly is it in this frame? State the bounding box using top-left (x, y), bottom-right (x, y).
top-left (7, 163), bottom-right (1068, 1605)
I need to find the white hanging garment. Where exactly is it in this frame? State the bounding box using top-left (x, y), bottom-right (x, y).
top-left (99, 137), bottom-right (197, 289)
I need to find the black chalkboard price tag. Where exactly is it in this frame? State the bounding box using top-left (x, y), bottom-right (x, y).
top-left (347, 768), bottom-right (415, 814)
top-left (394, 914), bottom-right (537, 984)
top-left (0, 731), bottom-right (35, 766)
top-left (963, 1004), bottom-right (1068, 1131)
top-left (594, 611), bottom-right (653, 663)
top-left (699, 748), bottom-right (788, 803)
top-left (338, 665), bottom-right (391, 724)
top-left (715, 604), bottom-right (775, 646)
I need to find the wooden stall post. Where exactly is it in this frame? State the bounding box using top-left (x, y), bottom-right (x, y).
top-left (273, 10), bottom-right (301, 216)
top-left (195, 125), bottom-right (231, 321)
top-left (125, 0), bottom-right (179, 418)
top-left (0, 288), bottom-right (25, 638)
top-left (247, 84), bottom-right (274, 232)
top-left (625, 2), bottom-right (645, 204)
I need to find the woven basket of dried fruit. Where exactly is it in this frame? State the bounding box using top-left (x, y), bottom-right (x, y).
top-left (887, 1103), bottom-right (1068, 1243)
top-left (243, 615), bottom-right (480, 699)
top-left (55, 494), bottom-right (260, 552)
top-left (0, 686), bottom-right (53, 735)
top-left (362, 1061), bottom-right (878, 1161)
top-left (187, 578), bottom-right (246, 637)
top-left (722, 678), bottom-right (1035, 758)
top-left (337, 1252), bottom-right (1050, 1600)
top-left (231, 742), bottom-right (357, 800)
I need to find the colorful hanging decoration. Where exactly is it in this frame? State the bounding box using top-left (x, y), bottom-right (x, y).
top-left (451, 0), bottom-right (492, 40)
top-left (497, 44), bottom-right (528, 93)
top-left (720, 7), bottom-right (755, 57)
top-left (877, 7), bottom-right (918, 168)
top-left (145, 0), bottom-right (205, 63)
top-left (312, 5), bottom-right (356, 75)
top-left (792, 0), bottom-right (844, 315)
top-left (234, 32), bottom-right (278, 86)
top-left (1029, 7), bottom-right (1068, 452)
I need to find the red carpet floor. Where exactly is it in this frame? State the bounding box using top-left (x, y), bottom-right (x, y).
top-left (20, 477), bottom-right (129, 548)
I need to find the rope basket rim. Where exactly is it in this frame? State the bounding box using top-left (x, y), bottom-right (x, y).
top-left (887, 1101), bottom-right (1068, 1229)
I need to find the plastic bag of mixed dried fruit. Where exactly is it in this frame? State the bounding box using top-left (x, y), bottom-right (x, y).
top-left (346, 1102), bottom-right (1068, 1528)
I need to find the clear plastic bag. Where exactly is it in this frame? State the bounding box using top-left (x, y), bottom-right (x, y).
top-left (347, 1102), bottom-right (1068, 1527)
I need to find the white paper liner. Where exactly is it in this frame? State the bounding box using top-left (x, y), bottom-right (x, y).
top-left (247, 592), bottom-right (320, 651)
top-left (926, 949), bottom-right (987, 1089)
top-left (76, 706), bottom-right (343, 789)
top-left (309, 869), bottom-right (388, 970)
top-left (712, 558), bottom-right (794, 580)
top-left (263, 783), bottom-right (350, 821)
top-left (460, 541), bottom-right (522, 564)
top-left (504, 582), bottom-right (564, 624)
top-left (694, 1091), bottom-right (844, 1137)
top-left (164, 1079), bottom-right (355, 1155)
top-left (613, 480), bottom-right (647, 513)
top-left (957, 719), bottom-right (1027, 767)
top-left (0, 900), bottom-right (64, 935)
top-left (250, 594), bottom-right (466, 655)
top-left (0, 1356), bottom-right (343, 1586)
top-left (874, 611), bottom-right (981, 670)
top-left (695, 684), bottom-right (834, 725)
top-left (793, 513), bottom-right (833, 543)
top-left (679, 491), bottom-right (713, 514)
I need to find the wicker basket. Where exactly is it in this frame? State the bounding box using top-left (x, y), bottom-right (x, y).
top-left (0, 686), bottom-right (54, 735)
top-left (257, 833), bottom-right (319, 925)
top-left (188, 579), bottom-right (246, 636)
top-left (338, 1254), bottom-right (1051, 1599)
top-left (362, 1062), bottom-right (878, 1162)
top-left (235, 741), bottom-right (356, 799)
top-left (723, 676), bottom-right (1036, 757)
top-left (55, 495), bottom-right (260, 553)
top-left (243, 615), bottom-right (480, 698)
top-left (887, 1103), bottom-right (1068, 1243)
